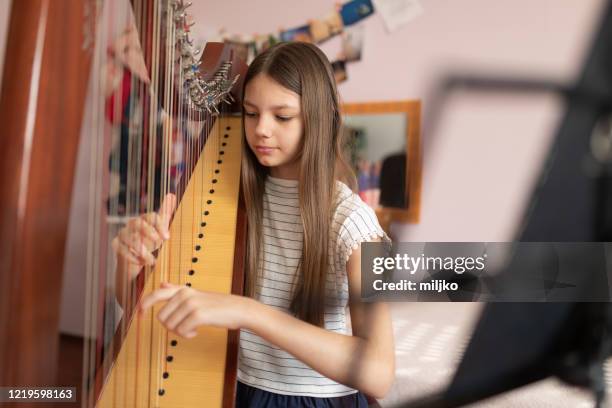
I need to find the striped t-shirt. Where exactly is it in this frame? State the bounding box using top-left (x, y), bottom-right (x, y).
top-left (237, 176), bottom-right (389, 397)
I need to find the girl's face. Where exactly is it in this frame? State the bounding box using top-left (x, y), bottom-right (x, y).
top-left (243, 74), bottom-right (304, 180)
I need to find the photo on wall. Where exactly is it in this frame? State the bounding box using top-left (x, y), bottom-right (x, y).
top-left (279, 24), bottom-right (313, 43)
top-left (341, 24), bottom-right (364, 62)
top-left (253, 33), bottom-right (280, 54)
top-left (309, 11), bottom-right (344, 43)
top-left (340, 0), bottom-right (375, 26)
top-left (332, 59), bottom-right (348, 83)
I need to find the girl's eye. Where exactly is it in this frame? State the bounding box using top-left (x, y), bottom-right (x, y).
top-left (245, 111), bottom-right (258, 117)
top-left (276, 116), bottom-right (292, 122)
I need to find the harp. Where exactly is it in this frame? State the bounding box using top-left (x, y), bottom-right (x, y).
top-left (0, 1), bottom-right (248, 407)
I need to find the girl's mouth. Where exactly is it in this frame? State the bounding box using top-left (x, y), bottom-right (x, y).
top-left (255, 146), bottom-right (277, 154)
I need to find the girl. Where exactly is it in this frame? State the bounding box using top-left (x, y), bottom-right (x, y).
top-left (115, 41), bottom-right (395, 407)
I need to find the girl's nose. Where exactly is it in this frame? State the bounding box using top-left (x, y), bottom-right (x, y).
top-left (255, 116), bottom-right (272, 139)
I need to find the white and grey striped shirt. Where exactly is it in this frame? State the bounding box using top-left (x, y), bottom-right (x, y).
top-left (237, 176), bottom-right (389, 397)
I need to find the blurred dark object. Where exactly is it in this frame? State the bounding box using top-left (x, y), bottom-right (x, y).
top-left (593, 115), bottom-right (612, 240)
top-left (597, 166), bottom-right (612, 239)
top-left (396, 0), bottom-right (612, 407)
top-left (379, 153), bottom-right (407, 208)
top-left (398, 303), bottom-right (612, 408)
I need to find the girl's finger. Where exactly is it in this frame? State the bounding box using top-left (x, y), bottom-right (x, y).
top-left (143, 194), bottom-right (176, 241)
top-left (157, 288), bottom-right (191, 324)
top-left (118, 227), bottom-right (155, 256)
top-left (133, 217), bottom-right (162, 245)
top-left (140, 286), bottom-right (182, 311)
top-left (113, 240), bottom-right (142, 266)
top-left (164, 299), bottom-right (197, 332)
top-left (117, 225), bottom-right (133, 245)
top-left (143, 213), bottom-right (170, 241)
top-left (113, 238), bottom-right (145, 268)
top-left (125, 229), bottom-right (156, 252)
top-left (129, 242), bottom-right (156, 266)
top-left (158, 193), bottom-right (177, 233)
top-left (174, 309), bottom-right (203, 338)
top-left (121, 217), bottom-right (158, 246)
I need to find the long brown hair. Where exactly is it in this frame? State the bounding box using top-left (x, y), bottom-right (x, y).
top-left (241, 42), bottom-right (354, 326)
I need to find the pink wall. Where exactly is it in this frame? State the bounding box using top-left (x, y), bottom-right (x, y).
top-left (192, 0), bottom-right (605, 241)
top-left (192, 0), bottom-right (602, 101)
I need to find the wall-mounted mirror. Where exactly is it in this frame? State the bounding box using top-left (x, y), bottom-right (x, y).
top-left (341, 100), bottom-right (422, 231)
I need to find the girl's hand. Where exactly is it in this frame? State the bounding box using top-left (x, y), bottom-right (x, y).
top-left (112, 193), bottom-right (177, 280)
top-left (139, 282), bottom-right (251, 338)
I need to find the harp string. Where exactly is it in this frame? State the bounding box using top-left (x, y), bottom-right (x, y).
top-left (159, 2), bottom-right (173, 402)
top-left (117, 1), bottom-right (130, 405)
top-left (83, 0), bottom-right (111, 406)
top-left (149, 1), bottom-right (165, 405)
top-left (149, 16), bottom-right (157, 408)
top-left (140, 1), bottom-right (147, 403)
top-left (102, 3), bottom-right (115, 405)
top-left (138, 0), bottom-right (151, 404)
top-left (116, 1), bottom-right (128, 401)
top-left (126, 0), bottom-right (144, 404)
top-left (126, 8), bottom-right (142, 405)
top-left (147, 0), bottom-right (155, 403)
top-left (105, 2), bottom-right (117, 398)
top-left (100, 0), bottom-right (111, 404)
top-left (165, 0), bottom-right (177, 392)
top-left (126, 0), bottom-right (139, 405)
top-left (82, 0), bottom-right (97, 405)
top-left (106, 5), bottom-right (122, 402)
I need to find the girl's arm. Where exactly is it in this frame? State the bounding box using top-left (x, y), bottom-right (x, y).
top-left (245, 244), bottom-right (396, 398)
top-left (141, 244), bottom-right (395, 398)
